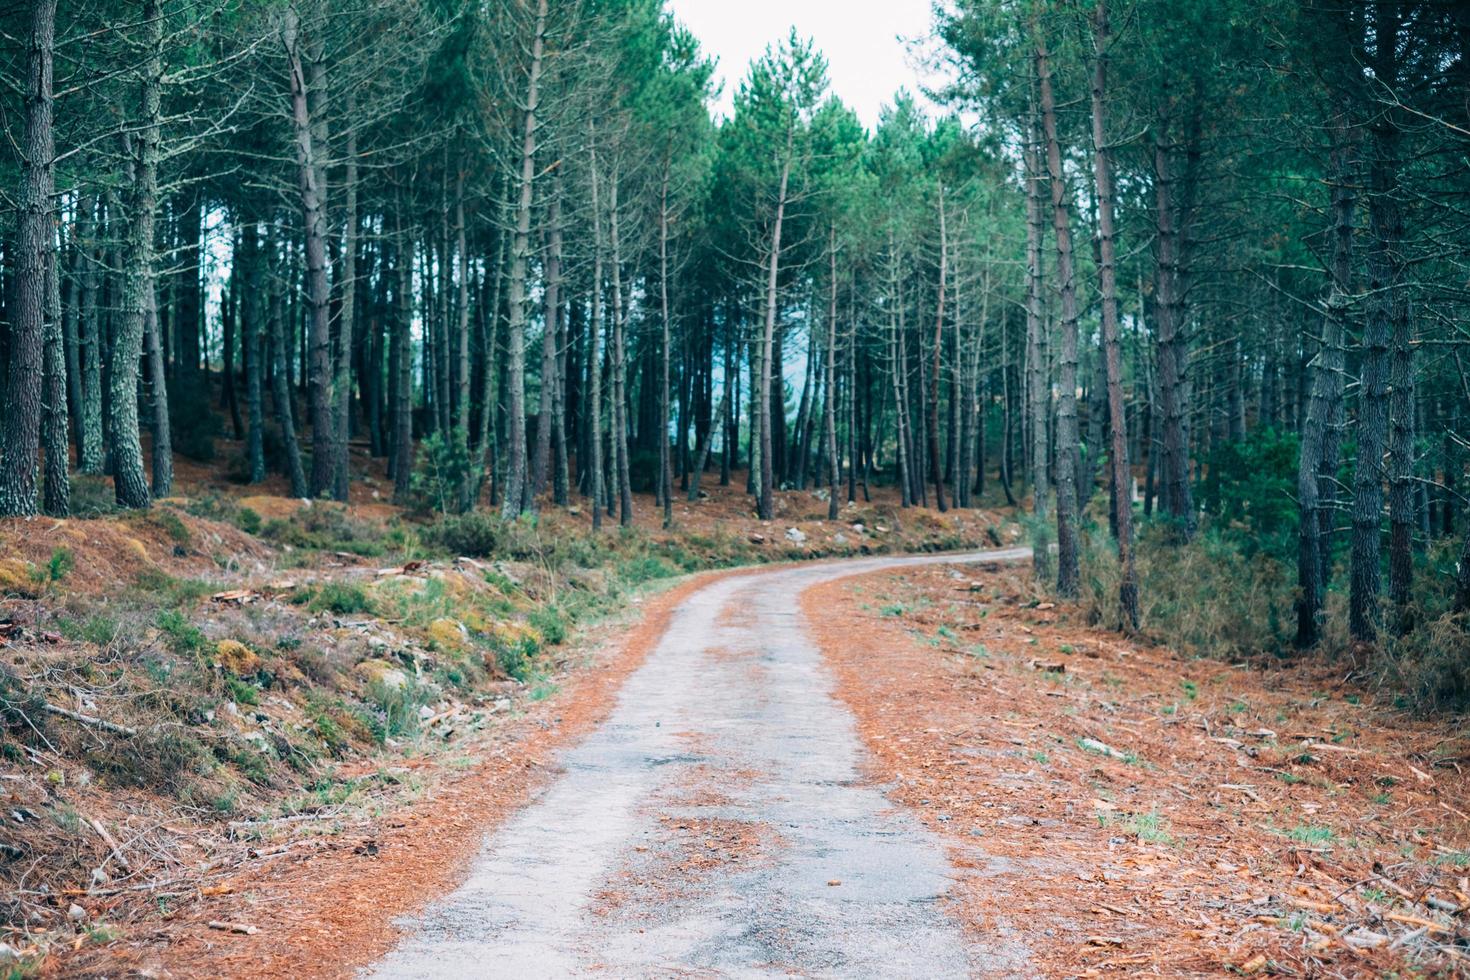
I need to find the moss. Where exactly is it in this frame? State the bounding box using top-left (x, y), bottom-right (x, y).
top-left (215, 640), bottom-right (263, 677)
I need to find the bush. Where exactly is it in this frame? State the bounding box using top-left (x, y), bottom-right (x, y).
top-left (1080, 520), bottom-right (1293, 660)
top-left (528, 605), bottom-right (568, 646)
top-left (308, 581), bottom-right (376, 616)
top-left (425, 512), bottom-right (501, 557)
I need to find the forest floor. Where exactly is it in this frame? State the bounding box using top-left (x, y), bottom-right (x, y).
top-left (0, 446), bottom-right (1466, 976)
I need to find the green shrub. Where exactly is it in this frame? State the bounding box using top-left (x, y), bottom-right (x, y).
top-left (616, 555), bottom-right (678, 585)
top-left (528, 605), bottom-right (568, 646)
top-left (308, 581), bottom-right (376, 616)
top-left (426, 512), bottom-right (501, 557)
top-left (46, 547), bottom-right (74, 582)
top-left (156, 609), bottom-right (208, 656)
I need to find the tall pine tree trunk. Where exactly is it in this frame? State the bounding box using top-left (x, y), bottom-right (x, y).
top-left (1090, 0), bottom-right (1136, 627)
top-left (0, 0), bottom-right (57, 516)
top-left (109, 0), bottom-right (162, 511)
top-left (1037, 30), bottom-right (1082, 597)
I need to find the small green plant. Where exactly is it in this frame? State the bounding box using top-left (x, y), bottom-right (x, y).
top-left (1282, 822), bottom-right (1335, 845)
top-left (879, 603), bottom-right (908, 617)
top-left (46, 547), bottom-right (74, 582)
top-left (310, 582), bottom-right (376, 616)
top-left (1179, 679), bottom-right (1199, 700)
top-left (225, 678), bottom-right (260, 706)
top-left (528, 605), bottom-right (568, 646)
top-left (156, 609), bottom-right (207, 656)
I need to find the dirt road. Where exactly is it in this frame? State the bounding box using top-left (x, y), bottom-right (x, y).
top-left (367, 549), bottom-right (1030, 979)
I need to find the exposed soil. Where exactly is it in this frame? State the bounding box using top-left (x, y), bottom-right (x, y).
top-left (806, 561), bottom-right (1470, 977)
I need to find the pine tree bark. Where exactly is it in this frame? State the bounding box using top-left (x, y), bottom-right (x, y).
top-left (42, 229), bottom-right (68, 516)
top-left (145, 270), bottom-right (172, 495)
top-left (1090, 0), bottom-right (1136, 627)
top-left (532, 181), bottom-right (562, 506)
top-left (1350, 4), bottom-right (1405, 642)
top-left (78, 197), bottom-right (105, 475)
top-left (392, 210), bottom-right (413, 504)
top-left (242, 221), bottom-right (267, 484)
top-left (0, 0), bottom-right (57, 516)
top-left (500, 0), bottom-right (546, 517)
top-left (825, 227), bottom-right (841, 521)
top-left (928, 184), bottom-right (949, 513)
top-left (332, 113), bottom-right (359, 503)
top-left (109, 0), bottom-right (162, 511)
top-left (1037, 30), bottom-right (1082, 598)
top-left (1296, 102), bottom-right (1356, 648)
top-left (757, 141), bottom-right (793, 521)
top-left (1023, 101), bottom-right (1050, 530)
top-left (609, 165), bottom-right (633, 527)
top-left (587, 131), bottom-right (606, 531)
top-left (1152, 102), bottom-right (1197, 536)
top-left (283, 4), bottom-right (334, 500)
top-left (658, 165), bottom-right (674, 528)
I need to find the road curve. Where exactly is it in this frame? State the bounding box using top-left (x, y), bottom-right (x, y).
top-left (366, 548), bottom-right (1031, 979)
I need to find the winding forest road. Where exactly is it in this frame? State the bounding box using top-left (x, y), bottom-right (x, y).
top-left (366, 548), bottom-right (1029, 979)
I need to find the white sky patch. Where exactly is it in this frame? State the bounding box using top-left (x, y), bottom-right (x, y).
top-left (665, 0), bottom-right (943, 130)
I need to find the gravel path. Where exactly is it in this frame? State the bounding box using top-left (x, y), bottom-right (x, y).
top-left (366, 549), bottom-right (1030, 979)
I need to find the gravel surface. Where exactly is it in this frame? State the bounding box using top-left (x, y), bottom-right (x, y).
top-left (366, 549), bottom-right (1031, 979)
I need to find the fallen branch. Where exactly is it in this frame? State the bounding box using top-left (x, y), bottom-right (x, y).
top-left (83, 815), bottom-right (130, 871)
top-left (207, 921), bottom-right (259, 935)
top-left (41, 702), bottom-right (137, 737)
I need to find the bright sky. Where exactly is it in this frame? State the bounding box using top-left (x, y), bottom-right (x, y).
top-left (664, 0), bottom-right (940, 130)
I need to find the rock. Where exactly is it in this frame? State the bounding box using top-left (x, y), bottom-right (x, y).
top-left (0, 942), bottom-right (18, 963)
top-left (68, 903), bottom-right (86, 923)
top-left (833, 533), bottom-right (849, 546)
top-left (785, 527), bottom-right (807, 544)
top-left (91, 866), bottom-right (109, 887)
top-left (851, 523), bottom-right (865, 533)
top-left (492, 698), bottom-right (512, 712)
top-left (366, 635), bottom-right (389, 650)
top-left (417, 704), bottom-right (435, 722)
top-left (354, 658), bottom-right (409, 691)
top-left (748, 533), bottom-right (766, 545)
top-left (222, 701), bottom-right (240, 717)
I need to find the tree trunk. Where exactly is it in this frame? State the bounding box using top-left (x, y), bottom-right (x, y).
top-left (242, 221), bottom-right (267, 484)
top-left (928, 185), bottom-right (950, 513)
top-left (42, 227), bottom-right (68, 516)
top-left (588, 131), bottom-right (606, 531)
top-left (333, 110), bottom-right (359, 503)
top-left (0, 0), bottom-right (57, 516)
top-left (145, 272), bottom-right (172, 495)
top-left (1152, 102), bottom-right (1198, 536)
top-left (531, 179), bottom-right (561, 507)
top-left (609, 164), bottom-right (633, 527)
top-left (1350, 5), bottom-right (1404, 643)
top-left (392, 211), bottom-right (414, 504)
top-left (1024, 100), bottom-right (1050, 533)
top-left (1090, 0), bottom-right (1136, 627)
top-left (658, 163), bottom-right (674, 527)
top-left (1037, 30), bottom-right (1082, 598)
top-left (501, 0), bottom-right (546, 517)
top-left (825, 227), bottom-right (841, 520)
top-left (283, 4), bottom-right (334, 499)
top-left (109, 0), bottom-right (161, 511)
top-left (1296, 102), bottom-right (1356, 648)
top-left (757, 140), bottom-right (793, 521)
top-left (78, 196), bottom-right (105, 474)
top-left (268, 226), bottom-right (309, 498)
